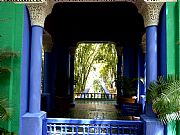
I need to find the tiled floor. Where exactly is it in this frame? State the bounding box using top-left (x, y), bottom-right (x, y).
top-left (54, 100), bottom-right (133, 120)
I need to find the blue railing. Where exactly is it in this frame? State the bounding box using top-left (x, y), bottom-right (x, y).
top-left (43, 118), bottom-right (144, 135)
top-left (74, 93), bottom-right (117, 100)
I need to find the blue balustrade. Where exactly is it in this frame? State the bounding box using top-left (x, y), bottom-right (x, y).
top-left (43, 118), bottom-right (144, 135)
top-left (75, 93), bottom-right (117, 100)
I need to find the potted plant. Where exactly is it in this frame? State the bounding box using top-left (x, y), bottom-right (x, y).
top-left (116, 76), bottom-right (137, 104)
top-left (146, 75), bottom-right (180, 124)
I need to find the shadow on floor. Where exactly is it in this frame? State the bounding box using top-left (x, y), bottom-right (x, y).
top-left (49, 100), bottom-right (139, 120)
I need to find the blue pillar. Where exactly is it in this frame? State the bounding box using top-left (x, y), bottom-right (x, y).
top-left (159, 4), bottom-right (167, 135)
top-left (146, 26), bottom-right (158, 87)
top-left (117, 55), bottom-right (122, 97)
top-left (70, 53), bottom-right (75, 105)
top-left (49, 45), bottom-right (58, 112)
top-left (29, 26), bottom-right (43, 113)
top-left (123, 46), bottom-right (138, 78)
top-left (140, 6), bottom-right (165, 135)
top-left (44, 52), bottom-right (50, 94)
top-left (141, 24), bottom-right (164, 135)
top-left (158, 4), bottom-right (167, 76)
top-left (42, 51), bottom-right (52, 112)
top-left (55, 45), bottom-right (70, 97)
top-left (145, 26), bottom-right (157, 117)
top-left (137, 46), bottom-right (145, 103)
top-left (54, 44), bottom-right (71, 111)
top-left (22, 25), bottom-right (46, 135)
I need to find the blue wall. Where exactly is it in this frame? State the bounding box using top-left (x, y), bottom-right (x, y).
top-left (123, 46), bottom-right (138, 78)
top-left (158, 4), bottom-right (167, 77)
top-left (20, 5), bottom-right (31, 134)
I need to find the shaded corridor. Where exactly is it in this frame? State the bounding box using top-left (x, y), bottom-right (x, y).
top-left (51, 100), bottom-right (138, 120)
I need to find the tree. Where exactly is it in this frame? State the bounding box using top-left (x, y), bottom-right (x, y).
top-left (97, 44), bottom-right (117, 89)
top-left (75, 43), bottom-right (101, 92)
top-left (74, 43), bottom-right (117, 93)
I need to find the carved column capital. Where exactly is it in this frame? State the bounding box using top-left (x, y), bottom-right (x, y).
top-left (141, 2), bottom-right (164, 27)
top-left (43, 31), bottom-right (53, 52)
top-left (27, 1), bottom-right (53, 27)
top-left (116, 46), bottom-right (123, 56)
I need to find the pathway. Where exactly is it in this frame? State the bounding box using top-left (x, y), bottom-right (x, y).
top-left (53, 100), bottom-right (133, 120)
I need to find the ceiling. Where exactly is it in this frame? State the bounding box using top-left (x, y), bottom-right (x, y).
top-left (44, 2), bottom-right (145, 47)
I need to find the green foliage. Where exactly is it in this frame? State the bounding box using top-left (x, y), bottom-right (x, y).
top-left (74, 43), bottom-right (117, 93)
top-left (147, 75), bottom-right (180, 124)
top-left (75, 43), bottom-right (101, 92)
top-left (93, 79), bottom-right (103, 93)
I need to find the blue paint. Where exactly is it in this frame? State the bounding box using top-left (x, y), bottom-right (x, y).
top-left (123, 46), bottom-right (138, 78)
top-left (22, 111), bottom-right (46, 135)
top-left (158, 4), bottom-right (167, 76)
top-left (49, 46), bottom-right (58, 111)
top-left (44, 118), bottom-right (144, 135)
top-left (144, 61), bottom-right (146, 94)
top-left (141, 114), bottom-right (164, 135)
top-left (29, 26), bottom-right (43, 113)
top-left (117, 55), bottom-right (122, 96)
top-left (70, 54), bottom-right (75, 103)
top-left (146, 26), bottom-right (158, 117)
top-left (44, 52), bottom-right (50, 94)
top-left (137, 46), bottom-right (145, 103)
top-left (146, 26), bottom-right (157, 86)
top-left (142, 25), bottom-right (165, 133)
top-left (42, 52), bottom-right (52, 111)
top-left (54, 45), bottom-right (70, 97)
top-left (68, 52), bottom-right (71, 95)
top-left (159, 4), bottom-right (167, 135)
top-left (20, 6), bottom-right (31, 135)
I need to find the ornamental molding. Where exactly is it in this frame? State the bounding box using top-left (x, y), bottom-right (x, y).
top-left (140, 2), bottom-right (164, 27)
top-left (27, 3), bottom-right (47, 27)
top-left (7, 0), bottom-right (164, 28)
top-left (53, 0), bottom-right (136, 3)
top-left (1, 0), bottom-right (176, 2)
top-left (43, 30), bottom-right (53, 52)
top-left (27, 0), bottom-right (53, 27)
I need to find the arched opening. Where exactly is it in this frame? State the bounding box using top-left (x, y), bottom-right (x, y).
top-left (74, 42), bottom-right (117, 93)
top-left (43, 1), bottom-right (145, 118)
top-left (74, 42), bottom-right (118, 111)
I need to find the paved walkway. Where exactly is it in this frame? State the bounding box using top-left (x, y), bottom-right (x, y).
top-left (54, 100), bottom-right (132, 120)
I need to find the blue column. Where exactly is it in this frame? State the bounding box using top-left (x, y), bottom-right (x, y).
top-left (22, 25), bottom-right (46, 135)
top-left (141, 26), bottom-right (164, 135)
top-left (117, 55), bottom-right (122, 97)
top-left (29, 26), bottom-right (43, 113)
top-left (146, 26), bottom-right (157, 87)
top-left (159, 5), bottom-right (167, 135)
top-left (123, 46), bottom-right (138, 78)
top-left (158, 4), bottom-right (167, 76)
top-left (42, 51), bottom-right (52, 112)
top-left (70, 53), bottom-right (75, 104)
top-left (55, 45), bottom-right (70, 97)
top-left (137, 46), bottom-right (145, 103)
top-left (49, 46), bottom-right (58, 111)
top-left (146, 26), bottom-right (158, 117)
